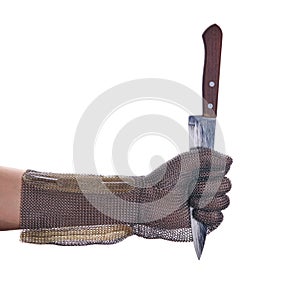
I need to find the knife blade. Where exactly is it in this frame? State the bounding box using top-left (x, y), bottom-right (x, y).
top-left (189, 24), bottom-right (222, 260)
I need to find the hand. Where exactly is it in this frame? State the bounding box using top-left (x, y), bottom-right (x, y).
top-left (132, 147), bottom-right (232, 240)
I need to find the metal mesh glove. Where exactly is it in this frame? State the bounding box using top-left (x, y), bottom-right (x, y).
top-left (20, 147), bottom-right (232, 245)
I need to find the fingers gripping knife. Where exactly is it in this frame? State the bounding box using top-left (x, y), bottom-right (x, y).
top-left (189, 24), bottom-right (223, 259)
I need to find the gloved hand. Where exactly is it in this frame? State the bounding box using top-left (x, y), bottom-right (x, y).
top-left (20, 147), bottom-right (232, 245)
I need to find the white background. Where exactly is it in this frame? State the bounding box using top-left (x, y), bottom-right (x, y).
top-left (1, 1), bottom-right (299, 299)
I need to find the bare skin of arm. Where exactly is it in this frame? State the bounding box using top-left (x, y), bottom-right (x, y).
top-left (0, 167), bottom-right (24, 230)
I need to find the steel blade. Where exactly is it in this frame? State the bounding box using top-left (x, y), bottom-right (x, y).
top-left (189, 115), bottom-right (216, 259)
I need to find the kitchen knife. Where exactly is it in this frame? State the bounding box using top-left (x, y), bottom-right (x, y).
top-left (189, 24), bottom-right (222, 260)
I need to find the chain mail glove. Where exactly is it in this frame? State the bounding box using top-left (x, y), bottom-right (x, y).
top-left (20, 147), bottom-right (232, 245)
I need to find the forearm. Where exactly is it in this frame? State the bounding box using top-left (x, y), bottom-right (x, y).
top-left (0, 166), bottom-right (24, 230)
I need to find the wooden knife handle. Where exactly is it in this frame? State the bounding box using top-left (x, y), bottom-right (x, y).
top-left (202, 24), bottom-right (222, 117)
